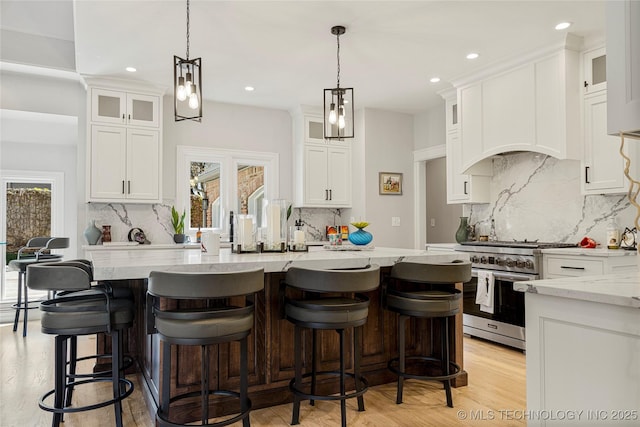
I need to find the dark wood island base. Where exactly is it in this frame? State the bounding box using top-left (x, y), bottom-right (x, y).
top-left (102, 268), bottom-right (467, 424)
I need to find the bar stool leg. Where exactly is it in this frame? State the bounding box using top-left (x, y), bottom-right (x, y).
top-left (442, 317), bottom-right (453, 408)
top-left (338, 329), bottom-right (346, 427)
top-left (241, 336), bottom-right (250, 427)
top-left (291, 325), bottom-right (302, 425)
top-left (13, 271), bottom-right (23, 332)
top-left (112, 330), bottom-right (124, 427)
top-left (64, 336), bottom-right (78, 417)
top-left (310, 329), bottom-right (317, 406)
top-left (22, 278), bottom-right (29, 337)
top-left (160, 341), bottom-right (171, 422)
top-left (396, 315), bottom-right (407, 404)
top-left (354, 326), bottom-right (365, 412)
top-left (53, 335), bottom-right (67, 427)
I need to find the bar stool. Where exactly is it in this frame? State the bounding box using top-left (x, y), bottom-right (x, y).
top-left (8, 236), bottom-right (69, 336)
top-left (283, 264), bottom-right (380, 427)
top-left (384, 261), bottom-right (471, 407)
top-left (147, 268), bottom-right (265, 427)
top-left (27, 261), bottom-right (135, 427)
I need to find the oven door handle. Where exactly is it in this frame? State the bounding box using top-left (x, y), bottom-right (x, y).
top-left (472, 269), bottom-right (537, 282)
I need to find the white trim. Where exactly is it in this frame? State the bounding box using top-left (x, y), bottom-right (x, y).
top-left (412, 144), bottom-right (446, 249)
top-left (176, 145), bottom-right (279, 238)
top-left (0, 61), bottom-right (81, 82)
top-left (0, 170), bottom-right (65, 302)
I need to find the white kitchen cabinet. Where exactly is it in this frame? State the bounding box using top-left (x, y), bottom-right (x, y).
top-left (582, 92), bottom-right (638, 194)
top-left (90, 125), bottom-right (160, 202)
top-left (302, 144), bottom-right (351, 207)
top-left (293, 108), bottom-right (352, 208)
top-left (454, 36), bottom-right (581, 173)
top-left (582, 46), bottom-right (607, 95)
top-left (440, 89), bottom-right (491, 204)
top-left (91, 88), bottom-right (160, 128)
top-left (607, 0), bottom-right (640, 135)
top-left (542, 251), bottom-right (637, 279)
top-left (86, 79), bottom-right (163, 203)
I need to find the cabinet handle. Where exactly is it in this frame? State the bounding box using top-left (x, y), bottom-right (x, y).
top-left (585, 166), bottom-right (590, 184)
top-left (325, 189), bottom-right (328, 200)
top-left (128, 181), bottom-right (131, 194)
top-left (464, 181), bottom-right (468, 195)
top-left (122, 114), bottom-right (125, 122)
top-left (560, 266), bottom-right (585, 270)
top-left (128, 114), bottom-right (131, 122)
top-left (329, 189), bottom-right (332, 200)
top-left (584, 80), bottom-right (589, 89)
top-left (122, 180), bottom-right (125, 194)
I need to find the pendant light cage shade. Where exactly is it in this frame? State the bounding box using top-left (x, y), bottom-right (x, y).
top-left (323, 25), bottom-right (354, 140)
top-left (323, 87), bottom-right (354, 139)
top-left (174, 55), bottom-right (202, 122)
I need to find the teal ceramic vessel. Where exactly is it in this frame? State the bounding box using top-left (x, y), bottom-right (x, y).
top-left (348, 227), bottom-right (373, 246)
top-left (83, 220), bottom-right (101, 245)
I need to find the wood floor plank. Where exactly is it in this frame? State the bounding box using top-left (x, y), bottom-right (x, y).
top-left (1, 322), bottom-right (526, 426)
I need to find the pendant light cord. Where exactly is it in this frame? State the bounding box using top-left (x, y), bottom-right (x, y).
top-left (336, 32), bottom-right (341, 88)
top-left (185, 0), bottom-right (190, 60)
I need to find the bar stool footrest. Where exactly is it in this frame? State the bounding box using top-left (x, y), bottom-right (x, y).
top-left (289, 370), bottom-right (369, 402)
top-left (38, 377), bottom-right (134, 414)
top-left (67, 353), bottom-right (134, 379)
top-left (388, 356), bottom-right (461, 382)
top-left (157, 389), bottom-right (252, 427)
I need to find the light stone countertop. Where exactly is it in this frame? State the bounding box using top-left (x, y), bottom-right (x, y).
top-left (540, 247), bottom-right (638, 257)
top-left (88, 246), bottom-right (470, 281)
top-left (514, 269), bottom-right (640, 308)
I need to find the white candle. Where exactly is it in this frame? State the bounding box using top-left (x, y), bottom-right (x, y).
top-left (240, 217), bottom-right (253, 248)
top-left (294, 230), bottom-right (305, 245)
top-left (267, 203), bottom-right (281, 245)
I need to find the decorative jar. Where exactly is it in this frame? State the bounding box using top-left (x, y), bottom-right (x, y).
top-left (348, 222), bottom-right (373, 246)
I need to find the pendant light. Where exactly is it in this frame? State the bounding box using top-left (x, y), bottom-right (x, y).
top-left (174, 0), bottom-right (202, 122)
top-left (324, 25), bottom-right (354, 140)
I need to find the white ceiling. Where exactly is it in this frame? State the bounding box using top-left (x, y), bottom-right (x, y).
top-left (2, 0), bottom-right (608, 114)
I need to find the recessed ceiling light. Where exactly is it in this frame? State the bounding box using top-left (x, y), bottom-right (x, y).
top-left (555, 22), bottom-right (572, 30)
top-left (466, 53), bottom-right (479, 60)
top-left (125, 67), bottom-right (136, 72)
top-left (244, 86), bottom-right (254, 92)
top-left (430, 77), bottom-right (441, 83)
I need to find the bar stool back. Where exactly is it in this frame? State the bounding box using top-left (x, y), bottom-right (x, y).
top-left (283, 264), bottom-right (380, 427)
top-left (385, 261), bottom-right (471, 407)
top-left (8, 236), bottom-right (69, 336)
top-left (27, 261), bottom-right (134, 427)
top-left (147, 268), bottom-right (264, 427)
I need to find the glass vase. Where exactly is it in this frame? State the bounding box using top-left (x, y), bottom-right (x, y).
top-left (455, 217), bottom-right (469, 243)
top-left (348, 227), bottom-right (373, 246)
top-left (83, 220), bottom-right (101, 245)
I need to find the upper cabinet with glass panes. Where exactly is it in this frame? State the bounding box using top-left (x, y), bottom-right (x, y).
top-left (91, 88), bottom-right (160, 128)
top-left (583, 47), bottom-right (606, 95)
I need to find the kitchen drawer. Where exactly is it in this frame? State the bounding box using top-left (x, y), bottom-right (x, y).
top-left (545, 256), bottom-right (604, 277)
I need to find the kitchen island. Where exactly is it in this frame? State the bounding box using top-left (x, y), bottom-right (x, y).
top-left (515, 271), bottom-right (640, 426)
top-left (88, 246), bottom-right (470, 423)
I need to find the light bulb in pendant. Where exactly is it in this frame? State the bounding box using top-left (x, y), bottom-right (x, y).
top-left (338, 105), bottom-right (346, 129)
top-left (328, 103), bottom-right (337, 124)
top-left (176, 76), bottom-right (187, 101)
top-left (188, 85), bottom-right (199, 109)
top-left (185, 71), bottom-right (193, 95)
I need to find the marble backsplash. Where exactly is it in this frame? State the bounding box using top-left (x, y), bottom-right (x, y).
top-left (84, 202), bottom-right (351, 245)
top-left (85, 151), bottom-right (636, 248)
top-left (463, 152), bottom-right (636, 246)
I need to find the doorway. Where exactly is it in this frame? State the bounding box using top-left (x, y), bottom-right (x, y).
top-left (0, 170), bottom-right (64, 315)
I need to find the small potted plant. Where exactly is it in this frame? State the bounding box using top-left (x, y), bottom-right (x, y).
top-left (171, 206), bottom-right (187, 243)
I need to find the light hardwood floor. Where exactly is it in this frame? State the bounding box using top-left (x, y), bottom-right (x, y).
top-left (1, 321), bottom-right (526, 426)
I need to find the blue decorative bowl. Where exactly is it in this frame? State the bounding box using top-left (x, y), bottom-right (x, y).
top-left (348, 228), bottom-right (373, 246)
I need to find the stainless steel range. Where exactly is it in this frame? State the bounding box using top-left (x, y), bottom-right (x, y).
top-left (455, 240), bottom-right (576, 350)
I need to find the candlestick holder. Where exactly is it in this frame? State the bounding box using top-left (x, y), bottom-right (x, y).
top-left (232, 214), bottom-right (259, 253)
top-left (288, 225), bottom-right (308, 252)
top-left (261, 199), bottom-right (287, 251)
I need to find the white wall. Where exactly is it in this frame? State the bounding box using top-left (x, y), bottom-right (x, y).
top-left (363, 108), bottom-right (415, 248)
top-left (414, 101), bottom-right (446, 150)
top-left (0, 69), bottom-right (85, 258)
top-left (162, 96), bottom-right (293, 203)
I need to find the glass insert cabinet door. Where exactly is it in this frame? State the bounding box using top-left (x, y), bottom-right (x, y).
top-left (91, 88), bottom-right (159, 127)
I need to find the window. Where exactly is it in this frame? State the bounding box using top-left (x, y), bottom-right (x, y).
top-left (176, 146), bottom-right (279, 237)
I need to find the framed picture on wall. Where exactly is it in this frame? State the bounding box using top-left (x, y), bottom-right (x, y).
top-left (379, 172), bottom-right (403, 195)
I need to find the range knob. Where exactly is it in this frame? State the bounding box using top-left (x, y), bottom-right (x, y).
top-left (516, 260), bottom-right (525, 268)
top-left (505, 258), bottom-right (516, 267)
top-left (480, 256), bottom-right (488, 264)
top-left (524, 259), bottom-right (534, 270)
top-left (496, 258), bottom-right (505, 266)
top-left (470, 255), bottom-right (479, 263)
